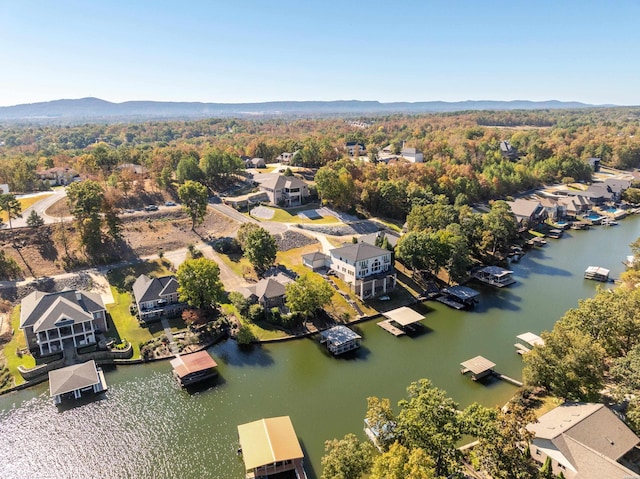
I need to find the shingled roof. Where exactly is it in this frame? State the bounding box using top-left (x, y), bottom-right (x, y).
top-left (132, 275), bottom-right (179, 304)
top-left (330, 242), bottom-right (390, 263)
top-left (20, 290), bottom-right (105, 330)
top-left (49, 360), bottom-right (100, 397)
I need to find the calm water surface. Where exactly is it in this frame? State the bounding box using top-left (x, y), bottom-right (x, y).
top-left (1, 217), bottom-right (639, 478)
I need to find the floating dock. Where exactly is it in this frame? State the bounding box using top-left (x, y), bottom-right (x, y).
top-left (377, 319), bottom-right (405, 336)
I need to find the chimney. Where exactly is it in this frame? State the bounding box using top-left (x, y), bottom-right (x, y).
top-left (76, 291), bottom-right (82, 301)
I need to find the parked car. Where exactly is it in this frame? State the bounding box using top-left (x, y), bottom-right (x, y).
top-left (165, 201), bottom-right (176, 206)
top-left (144, 205), bottom-right (158, 211)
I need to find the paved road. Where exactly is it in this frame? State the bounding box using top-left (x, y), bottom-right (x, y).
top-left (208, 201), bottom-right (289, 235)
top-left (5, 188), bottom-right (68, 228)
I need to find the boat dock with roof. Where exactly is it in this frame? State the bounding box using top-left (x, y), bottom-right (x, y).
top-left (460, 355), bottom-right (523, 386)
top-left (48, 360), bottom-right (107, 405)
top-left (378, 306), bottom-right (425, 336)
top-left (436, 285), bottom-right (480, 310)
top-left (515, 332), bottom-right (545, 355)
top-left (584, 265), bottom-right (611, 282)
top-left (472, 266), bottom-right (516, 287)
top-left (319, 325), bottom-right (362, 355)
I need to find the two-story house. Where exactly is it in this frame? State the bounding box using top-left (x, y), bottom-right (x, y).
top-left (132, 275), bottom-right (185, 323)
top-left (20, 290), bottom-right (107, 356)
top-left (345, 142), bottom-right (366, 157)
top-left (257, 174), bottom-right (309, 207)
top-left (507, 198), bottom-right (547, 229)
top-left (528, 402), bottom-right (640, 479)
top-left (36, 167), bottom-right (79, 186)
top-left (328, 242), bottom-right (396, 300)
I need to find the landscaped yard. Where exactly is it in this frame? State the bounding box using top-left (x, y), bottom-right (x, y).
top-left (1, 306), bottom-right (36, 388)
top-left (106, 258), bottom-right (184, 358)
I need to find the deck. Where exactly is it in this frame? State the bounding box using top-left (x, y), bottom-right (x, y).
top-left (377, 319), bottom-right (405, 336)
top-left (435, 296), bottom-right (466, 310)
top-left (514, 343), bottom-right (531, 355)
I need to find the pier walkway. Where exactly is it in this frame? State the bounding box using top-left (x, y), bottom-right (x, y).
top-left (377, 320), bottom-right (405, 336)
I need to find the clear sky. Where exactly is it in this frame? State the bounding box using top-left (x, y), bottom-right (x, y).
top-left (0, 0), bottom-right (638, 107)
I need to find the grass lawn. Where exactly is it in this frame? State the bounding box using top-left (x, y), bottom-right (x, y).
top-left (107, 258), bottom-right (174, 291)
top-left (1, 306), bottom-right (36, 388)
top-left (219, 303), bottom-right (288, 340)
top-left (216, 252), bottom-right (253, 279)
top-left (0, 193), bottom-right (53, 223)
top-left (106, 288), bottom-right (153, 359)
top-left (254, 206), bottom-right (341, 225)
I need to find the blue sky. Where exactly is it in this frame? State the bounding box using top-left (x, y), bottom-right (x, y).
top-left (0, 0), bottom-right (638, 106)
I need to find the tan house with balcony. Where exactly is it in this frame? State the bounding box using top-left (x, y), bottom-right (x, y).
top-left (257, 174), bottom-right (309, 207)
top-left (20, 290), bottom-right (107, 356)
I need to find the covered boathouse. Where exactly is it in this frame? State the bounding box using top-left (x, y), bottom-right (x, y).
top-left (48, 360), bottom-right (107, 405)
top-left (237, 416), bottom-right (307, 479)
top-left (319, 325), bottom-right (361, 355)
top-left (378, 306), bottom-right (425, 336)
top-left (437, 285), bottom-right (480, 309)
top-left (472, 266), bottom-right (516, 287)
top-left (170, 351), bottom-right (218, 387)
top-left (460, 356), bottom-right (496, 381)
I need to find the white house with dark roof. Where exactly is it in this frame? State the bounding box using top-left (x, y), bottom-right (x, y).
top-left (20, 290), bottom-right (107, 356)
top-left (345, 141), bottom-right (366, 157)
top-left (328, 242), bottom-right (396, 299)
top-left (132, 275), bottom-right (185, 323)
top-left (527, 402), bottom-right (640, 479)
top-left (256, 174), bottom-right (309, 207)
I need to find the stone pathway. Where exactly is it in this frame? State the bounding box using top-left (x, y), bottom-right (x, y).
top-left (160, 318), bottom-right (180, 356)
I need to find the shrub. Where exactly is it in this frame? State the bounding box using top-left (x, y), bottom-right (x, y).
top-left (229, 291), bottom-right (250, 317)
top-left (236, 324), bottom-right (257, 345)
top-left (123, 275), bottom-right (137, 291)
top-left (247, 304), bottom-right (264, 322)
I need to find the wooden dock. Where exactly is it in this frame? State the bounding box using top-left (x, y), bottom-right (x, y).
top-left (514, 343), bottom-right (531, 355)
top-left (377, 319), bottom-right (405, 336)
top-left (493, 372), bottom-right (523, 387)
top-left (436, 296), bottom-right (465, 310)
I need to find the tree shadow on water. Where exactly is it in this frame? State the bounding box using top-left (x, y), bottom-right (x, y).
top-left (212, 339), bottom-right (274, 367)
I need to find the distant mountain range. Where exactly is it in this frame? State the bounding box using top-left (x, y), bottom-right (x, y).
top-left (0, 97), bottom-right (609, 123)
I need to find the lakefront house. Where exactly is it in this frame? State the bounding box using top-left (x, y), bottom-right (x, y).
top-left (20, 290), bottom-right (107, 356)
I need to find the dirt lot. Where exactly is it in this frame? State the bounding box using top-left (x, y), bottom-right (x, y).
top-left (0, 207), bottom-right (240, 279)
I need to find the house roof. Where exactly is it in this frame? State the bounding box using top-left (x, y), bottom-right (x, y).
top-left (33, 296), bottom-right (94, 333)
top-left (302, 251), bottom-right (329, 263)
top-left (247, 278), bottom-right (287, 301)
top-left (517, 332), bottom-right (545, 347)
top-left (238, 416), bottom-right (304, 471)
top-left (258, 174), bottom-right (307, 191)
top-left (382, 307), bottom-right (424, 326)
top-left (528, 403), bottom-right (640, 478)
top-left (170, 351), bottom-right (217, 379)
top-left (360, 231), bottom-right (401, 248)
top-left (507, 198), bottom-right (543, 219)
top-left (49, 360), bottom-right (100, 397)
top-left (401, 147), bottom-right (421, 155)
top-left (330, 242), bottom-right (390, 263)
top-left (320, 325), bottom-right (361, 346)
top-left (442, 285), bottom-right (480, 301)
top-left (20, 290), bottom-right (105, 330)
top-left (460, 355), bottom-right (495, 374)
top-left (479, 266), bottom-right (513, 277)
top-left (132, 275), bottom-right (179, 304)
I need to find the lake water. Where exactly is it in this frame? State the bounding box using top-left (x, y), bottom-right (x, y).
top-left (1, 217), bottom-right (639, 479)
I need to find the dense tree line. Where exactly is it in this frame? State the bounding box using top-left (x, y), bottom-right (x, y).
top-left (321, 379), bottom-right (547, 479)
top-left (1, 108), bottom-right (639, 197)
